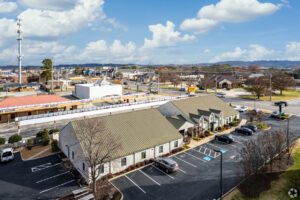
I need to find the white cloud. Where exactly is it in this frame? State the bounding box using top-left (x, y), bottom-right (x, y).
top-left (142, 21), bottom-right (195, 49)
top-left (212, 44), bottom-right (275, 62)
top-left (285, 42), bottom-right (300, 60)
top-left (0, 0), bottom-right (17, 13)
top-left (0, 40), bottom-right (76, 65)
top-left (181, 0), bottom-right (280, 34)
top-left (18, 0), bottom-right (105, 37)
top-left (19, 0), bottom-right (76, 11)
top-left (78, 39), bottom-right (142, 63)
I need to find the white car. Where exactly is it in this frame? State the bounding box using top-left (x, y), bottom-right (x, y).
top-left (237, 106), bottom-right (249, 113)
top-left (0, 148), bottom-right (14, 162)
top-left (232, 105), bottom-right (241, 111)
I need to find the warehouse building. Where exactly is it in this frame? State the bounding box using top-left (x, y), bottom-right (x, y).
top-left (73, 77), bottom-right (122, 99)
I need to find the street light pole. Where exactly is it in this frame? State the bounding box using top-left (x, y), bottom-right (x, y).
top-left (214, 149), bottom-right (223, 200)
top-left (286, 117), bottom-right (290, 164)
top-left (269, 73), bottom-right (272, 102)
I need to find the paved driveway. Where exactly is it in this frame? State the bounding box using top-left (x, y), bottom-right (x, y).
top-left (0, 153), bottom-right (79, 200)
top-left (111, 116), bottom-right (300, 200)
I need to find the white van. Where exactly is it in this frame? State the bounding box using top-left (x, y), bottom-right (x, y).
top-left (0, 148), bottom-right (14, 162)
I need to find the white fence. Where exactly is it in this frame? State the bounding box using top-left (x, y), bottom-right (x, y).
top-left (17, 95), bottom-right (190, 126)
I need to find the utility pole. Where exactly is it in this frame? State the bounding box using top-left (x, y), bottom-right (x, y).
top-left (17, 18), bottom-right (23, 85)
top-left (51, 59), bottom-right (54, 93)
top-left (286, 117), bottom-right (290, 164)
top-left (215, 76), bottom-right (218, 93)
top-left (269, 73), bottom-right (272, 101)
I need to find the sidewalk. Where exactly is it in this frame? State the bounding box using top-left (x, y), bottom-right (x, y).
top-left (188, 119), bottom-right (247, 149)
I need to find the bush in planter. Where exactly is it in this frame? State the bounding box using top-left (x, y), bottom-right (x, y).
top-left (51, 140), bottom-right (59, 152)
top-left (27, 139), bottom-right (33, 150)
top-left (37, 129), bottom-right (50, 146)
top-left (49, 129), bottom-right (59, 135)
top-left (8, 134), bottom-right (22, 144)
top-left (0, 137), bottom-right (5, 145)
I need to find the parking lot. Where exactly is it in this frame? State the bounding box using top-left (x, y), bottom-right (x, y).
top-left (111, 115), bottom-right (300, 200)
top-left (0, 153), bottom-right (80, 200)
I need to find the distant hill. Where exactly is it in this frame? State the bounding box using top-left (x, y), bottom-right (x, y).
top-left (0, 60), bottom-right (300, 69)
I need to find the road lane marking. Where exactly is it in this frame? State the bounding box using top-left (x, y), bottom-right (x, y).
top-left (36, 171), bottom-right (70, 183)
top-left (173, 156), bottom-right (197, 168)
top-left (31, 162), bottom-right (62, 173)
top-left (183, 152), bottom-right (207, 162)
top-left (139, 170), bottom-right (161, 186)
top-left (152, 165), bottom-right (175, 180)
top-left (125, 175), bottom-right (146, 194)
top-left (39, 180), bottom-right (75, 194)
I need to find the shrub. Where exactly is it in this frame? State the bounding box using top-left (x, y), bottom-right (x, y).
top-left (192, 137), bottom-right (201, 141)
top-left (37, 129), bottom-right (50, 146)
top-left (255, 122), bottom-right (268, 130)
top-left (0, 137), bottom-right (5, 145)
top-left (49, 129), bottom-right (59, 135)
top-left (183, 144), bottom-right (190, 149)
top-left (51, 140), bottom-right (59, 152)
top-left (36, 129), bottom-right (49, 138)
top-left (8, 134), bottom-right (22, 144)
top-left (27, 139), bottom-right (33, 150)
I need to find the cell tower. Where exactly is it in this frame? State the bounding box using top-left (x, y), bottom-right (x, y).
top-left (17, 18), bottom-right (23, 85)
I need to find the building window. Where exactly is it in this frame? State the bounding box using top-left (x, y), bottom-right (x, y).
top-left (159, 145), bottom-right (163, 153)
top-left (82, 163), bottom-right (85, 171)
top-left (121, 157), bottom-right (127, 166)
top-left (72, 151), bottom-right (74, 160)
top-left (141, 151), bottom-right (146, 159)
top-left (99, 164), bottom-right (104, 174)
top-left (174, 141), bottom-right (179, 148)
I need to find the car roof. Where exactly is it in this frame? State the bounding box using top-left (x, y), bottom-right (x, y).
top-left (1, 148), bottom-right (13, 153)
top-left (160, 157), bottom-right (177, 164)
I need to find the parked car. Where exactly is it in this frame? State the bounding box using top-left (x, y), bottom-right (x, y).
top-left (236, 106), bottom-right (248, 113)
top-left (0, 148), bottom-right (14, 162)
top-left (216, 93), bottom-right (225, 98)
top-left (241, 124), bottom-right (258, 132)
top-left (232, 105), bottom-right (241, 111)
top-left (154, 157), bottom-right (179, 173)
top-left (270, 111), bottom-right (285, 119)
top-left (215, 135), bottom-right (234, 144)
top-left (235, 127), bottom-right (253, 136)
top-left (179, 88), bottom-right (186, 92)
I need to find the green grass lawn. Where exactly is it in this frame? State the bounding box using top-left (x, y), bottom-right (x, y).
top-left (241, 90), bottom-right (300, 102)
top-left (231, 140), bottom-right (300, 200)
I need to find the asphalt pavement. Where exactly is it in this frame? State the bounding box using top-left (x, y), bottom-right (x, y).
top-left (111, 115), bottom-right (300, 200)
top-left (0, 153), bottom-right (79, 200)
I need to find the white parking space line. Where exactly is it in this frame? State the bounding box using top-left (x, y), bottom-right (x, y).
top-left (139, 170), bottom-right (161, 186)
top-left (206, 142), bottom-right (222, 150)
top-left (36, 171), bottom-right (70, 183)
top-left (39, 180), bottom-right (75, 194)
top-left (31, 162), bottom-right (62, 173)
top-left (152, 165), bottom-right (175, 180)
top-left (125, 175), bottom-right (146, 194)
top-left (173, 156), bottom-right (197, 168)
top-left (183, 152), bottom-right (207, 162)
top-left (178, 168), bottom-right (186, 174)
top-left (191, 148), bottom-right (212, 157)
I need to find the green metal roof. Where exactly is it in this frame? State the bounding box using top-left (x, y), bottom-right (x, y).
top-left (70, 108), bottom-right (182, 159)
top-left (172, 94), bottom-right (238, 118)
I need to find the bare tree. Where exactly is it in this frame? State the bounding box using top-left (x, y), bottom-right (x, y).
top-left (245, 76), bottom-right (269, 99)
top-left (272, 73), bottom-right (296, 95)
top-left (76, 119), bottom-right (121, 194)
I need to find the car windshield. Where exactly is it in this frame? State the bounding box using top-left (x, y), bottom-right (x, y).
top-left (2, 152), bottom-right (12, 157)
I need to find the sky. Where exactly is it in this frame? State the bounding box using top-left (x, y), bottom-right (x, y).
top-left (0, 0), bottom-right (299, 65)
